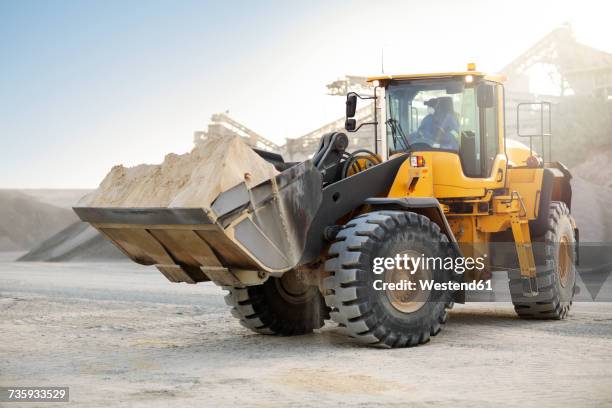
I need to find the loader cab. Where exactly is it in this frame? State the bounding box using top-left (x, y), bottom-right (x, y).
top-left (341, 67), bottom-right (509, 197)
top-left (382, 74), bottom-right (503, 179)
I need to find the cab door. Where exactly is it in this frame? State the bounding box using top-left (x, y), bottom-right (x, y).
top-left (431, 81), bottom-right (506, 198)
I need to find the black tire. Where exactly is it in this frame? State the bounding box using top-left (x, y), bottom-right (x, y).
top-left (509, 202), bottom-right (576, 319)
top-left (324, 211), bottom-right (454, 348)
top-left (224, 270), bottom-right (329, 335)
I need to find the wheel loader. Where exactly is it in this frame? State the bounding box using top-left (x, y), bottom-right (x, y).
top-left (74, 64), bottom-right (578, 348)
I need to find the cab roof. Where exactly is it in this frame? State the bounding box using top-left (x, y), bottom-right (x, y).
top-left (367, 71), bottom-right (507, 84)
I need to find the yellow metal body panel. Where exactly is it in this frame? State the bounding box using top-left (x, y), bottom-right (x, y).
top-left (430, 152), bottom-right (506, 197)
top-left (505, 168), bottom-right (543, 220)
top-left (387, 156), bottom-right (434, 198)
top-left (506, 139), bottom-right (537, 167)
top-left (388, 151), bottom-right (508, 199)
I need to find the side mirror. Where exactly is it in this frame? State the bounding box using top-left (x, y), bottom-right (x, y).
top-left (345, 118), bottom-right (356, 132)
top-left (346, 93), bottom-right (357, 118)
top-left (344, 90), bottom-right (378, 133)
top-left (477, 84), bottom-right (495, 108)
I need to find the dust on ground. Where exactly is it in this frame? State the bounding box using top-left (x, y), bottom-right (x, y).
top-left (1, 260), bottom-right (612, 407)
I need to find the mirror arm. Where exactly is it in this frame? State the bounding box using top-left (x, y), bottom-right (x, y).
top-left (347, 91), bottom-right (377, 101)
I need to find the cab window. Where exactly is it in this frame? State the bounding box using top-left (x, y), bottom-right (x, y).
top-left (385, 78), bottom-right (499, 178)
top-left (481, 84), bottom-right (499, 176)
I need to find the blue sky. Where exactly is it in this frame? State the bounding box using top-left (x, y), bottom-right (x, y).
top-left (1, 0), bottom-right (610, 188)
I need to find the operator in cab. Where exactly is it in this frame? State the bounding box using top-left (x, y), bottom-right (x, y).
top-left (410, 97), bottom-right (460, 150)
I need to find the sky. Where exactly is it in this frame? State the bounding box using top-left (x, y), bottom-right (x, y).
top-left (1, 0), bottom-right (611, 188)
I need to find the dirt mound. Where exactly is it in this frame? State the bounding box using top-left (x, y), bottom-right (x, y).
top-left (570, 176), bottom-right (612, 242)
top-left (20, 135), bottom-right (279, 262)
top-left (0, 190), bottom-right (78, 251)
top-left (572, 148), bottom-right (612, 189)
top-left (79, 134), bottom-right (278, 208)
top-left (18, 221), bottom-right (125, 262)
top-left (570, 146), bottom-right (612, 242)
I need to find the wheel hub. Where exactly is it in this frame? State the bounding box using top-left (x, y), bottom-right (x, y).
top-left (558, 234), bottom-right (572, 288)
top-left (384, 250), bottom-right (431, 313)
top-left (276, 270), bottom-right (313, 304)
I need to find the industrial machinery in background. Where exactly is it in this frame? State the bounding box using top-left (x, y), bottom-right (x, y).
top-left (192, 25), bottom-right (612, 167)
top-left (287, 24), bottom-right (612, 164)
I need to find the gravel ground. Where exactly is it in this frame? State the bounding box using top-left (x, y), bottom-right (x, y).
top-left (1, 258), bottom-right (612, 407)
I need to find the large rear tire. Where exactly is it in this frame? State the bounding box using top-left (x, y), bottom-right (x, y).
top-left (324, 211), bottom-right (454, 348)
top-left (224, 270), bottom-right (329, 335)
top-left (509, 202), bottom-right (576, 319)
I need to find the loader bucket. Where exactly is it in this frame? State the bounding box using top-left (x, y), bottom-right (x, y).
top-left (73, 161), bottom-right (323, 286)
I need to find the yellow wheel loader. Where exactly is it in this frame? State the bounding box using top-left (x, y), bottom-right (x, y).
top-left (75, 65), bottom-right (577, 348)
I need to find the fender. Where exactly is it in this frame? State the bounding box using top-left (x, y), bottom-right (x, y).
top-left (364, 197), bottom-right (460, 253)
top-left (530, 166), bottom-right (573, 237)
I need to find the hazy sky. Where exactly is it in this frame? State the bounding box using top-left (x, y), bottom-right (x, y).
top-left (1, 0), bottom-right (611, 188)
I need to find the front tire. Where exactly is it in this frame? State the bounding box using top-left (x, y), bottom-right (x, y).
top-left (225, 270), bottom-right (329, 335)
top-left (324, 211), bottom-right (454, 348)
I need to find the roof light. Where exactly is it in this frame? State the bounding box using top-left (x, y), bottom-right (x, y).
top-left (467, 62), bottom-right (476, 71)
top-left (372, 80), bottom-right (380, 87)
top-left (465, 75), bottom-right (474, 83)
